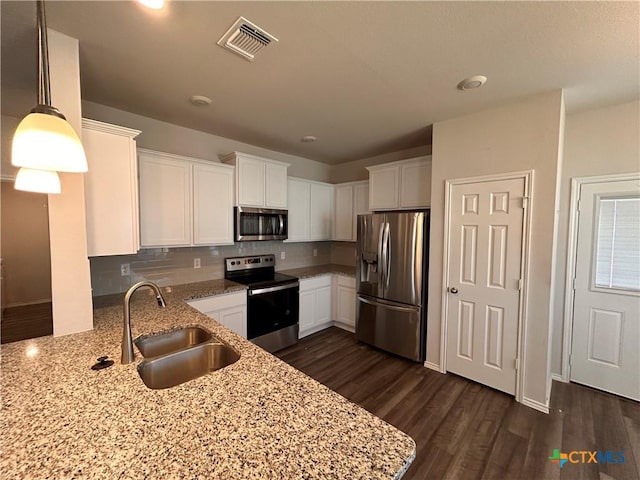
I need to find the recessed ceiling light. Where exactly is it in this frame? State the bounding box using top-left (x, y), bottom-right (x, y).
top-left (457, 75), bottom-right (487, 91)
top-left (190, 95), bottom-right (212, 107)
top-left (138, 0), bottom-right (165, 9)
top-left (301, 135), bottom-right (317, 143)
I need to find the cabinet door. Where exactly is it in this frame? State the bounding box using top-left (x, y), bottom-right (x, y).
top-left (333, 184), bottom-right (354, 241)
top-left (400, 160), bottom-right (431, 208)
top-left (309, 183), bottom-right (334, 240)
top-left (193, 163), bottom-right (234, 245)
top-left (287, 179), bottom-right (311, 242)
top-left (335, 280), bottom-right (356, 329)
top-left (218, 305), bottom-right (247, 338)
top-left (353, 182), bottom-right (369, 242)
top-left (299, 290), bottom-right (316, 337)
top-left (369, 165), bottom-right (399, 210)
top-left (83, 123), bottom-right (139, 256)
top-left (315, 285), bottom-right (332, 326)
top-left (139, 153), bottom-right (191, 246)
top-left (265, 162), bottom-right (288, 208)
top-left (237, 157), bottom-right (265, 207)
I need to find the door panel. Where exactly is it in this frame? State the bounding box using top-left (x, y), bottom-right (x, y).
top-left (571, 179), bottom-right (640, 400)
top-left (383, 212), bottom-right (426, 305)
top-left (356, 295), bottom-right (423, 361)
top-left (445, 177), bottom-right (525, 395)
top-left (357, 214), bottom-right (385, 298)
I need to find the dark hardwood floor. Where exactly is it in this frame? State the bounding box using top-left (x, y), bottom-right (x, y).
top-left (0, 301), bottom-right (53, 344)
top-left (276, 327), bottom-right (640, 480)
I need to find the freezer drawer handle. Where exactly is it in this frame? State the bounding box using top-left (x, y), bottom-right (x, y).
top-left (357, 296), bottom-right (418, 313)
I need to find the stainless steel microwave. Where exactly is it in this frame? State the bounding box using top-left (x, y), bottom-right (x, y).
top-left (234, 206), bottom-right (288, 241)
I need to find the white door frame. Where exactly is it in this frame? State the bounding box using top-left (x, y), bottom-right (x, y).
top-left (440, 170), bottom-right (534, 404)
top-left (560, 172), bottom-right (640, 382)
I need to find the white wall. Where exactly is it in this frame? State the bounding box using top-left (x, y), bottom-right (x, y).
top-left (330, 145), bottom-right (431, 183)
top-left (47, 29), bottom-right (93, 336)
top-left (427, 90), bottom-right (565, 411)
top-left (82, 101), bottom-right (332, 183)
top-left (551, 100), bottom-right (640, 377)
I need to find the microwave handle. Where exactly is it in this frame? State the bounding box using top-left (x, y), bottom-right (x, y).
top-left (279, 214), bottom-right (284, 234)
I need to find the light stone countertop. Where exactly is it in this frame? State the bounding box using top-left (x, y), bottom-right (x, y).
top-left (1, 278), bottom-right (414, 479)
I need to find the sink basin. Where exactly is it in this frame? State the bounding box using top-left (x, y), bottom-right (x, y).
top-left (135, 326), bottom-right (212, 358)
top-left (137, 342), bottom-right (240, 389)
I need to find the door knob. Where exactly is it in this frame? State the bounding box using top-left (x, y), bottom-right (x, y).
top-left (449, 287), bottom-right (458, 294)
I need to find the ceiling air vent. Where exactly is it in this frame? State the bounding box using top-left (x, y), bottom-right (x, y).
top-left (217, 17), bottom-right (278, 61)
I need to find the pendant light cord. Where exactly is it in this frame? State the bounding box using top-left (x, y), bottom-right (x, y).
top-left (37, 0), bottom-right (51, 107)
top-left (32, 0), bottom-right (64, 118)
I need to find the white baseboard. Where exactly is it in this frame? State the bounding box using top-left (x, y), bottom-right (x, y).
top-left (333, 321), bottom-right (355, 333)
top-left (424, 361), bottom-right (443, 373)
top-left (551, 372), bottom-right (568, 383)
top-left (299, 321), bottom-right (334, 339)
top-left (521, 396), bottom-right (550, 414)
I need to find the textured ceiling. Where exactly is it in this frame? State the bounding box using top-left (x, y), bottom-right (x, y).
top-left (2, 1), bottom-right (639, 164)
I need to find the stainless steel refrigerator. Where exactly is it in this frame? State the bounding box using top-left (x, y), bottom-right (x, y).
top-left (356, 211), bottom-right (429, 362)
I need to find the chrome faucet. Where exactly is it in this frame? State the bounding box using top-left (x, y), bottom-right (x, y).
top-left (122, 281), bottom-right (166, 364)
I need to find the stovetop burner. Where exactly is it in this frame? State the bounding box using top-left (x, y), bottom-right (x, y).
top-left (224, 254), bottom-right (298, 289)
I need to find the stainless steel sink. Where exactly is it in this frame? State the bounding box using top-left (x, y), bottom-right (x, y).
top-left (137, 341), bottom-right (240, 389)
top-left (135, 326), bottom-right (212, 358)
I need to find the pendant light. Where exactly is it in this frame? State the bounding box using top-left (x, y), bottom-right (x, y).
top-left (14, 167), bottom-right (62, 194)
top-left (11, 0), bottom-right (87, 193)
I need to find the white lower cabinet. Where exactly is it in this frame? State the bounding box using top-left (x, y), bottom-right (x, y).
top-left (333, 275), bottom-right (356, 331)
top-left (187, 291), bottom-right (247, 338)
top-left (299, 275), bottom-right (333, 338)
top-left (299, 273), bottom-right (356, 338)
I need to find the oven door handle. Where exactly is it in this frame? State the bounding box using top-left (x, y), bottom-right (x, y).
top-left (248, 282), bottom-right (299, 296)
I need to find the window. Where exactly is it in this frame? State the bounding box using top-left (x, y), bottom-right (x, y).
top-left (594, 196), bottom-right (640, 291)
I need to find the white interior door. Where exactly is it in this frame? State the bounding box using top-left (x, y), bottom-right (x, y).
top-left (445, 177), bottom-right (526, 395)
top-left (571, 179), bottom-right (640, 401)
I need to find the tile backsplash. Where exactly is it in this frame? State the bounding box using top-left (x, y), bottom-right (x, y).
top-left (90, 241), bottom-right (356, 296)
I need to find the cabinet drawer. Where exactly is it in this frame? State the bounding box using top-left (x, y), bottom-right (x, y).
top-left (299, 274), bottom-right (333, 292)
top-left (336, 275), bottom-right (355, 288)
top-left (187, 291), bottom-right (247, 313)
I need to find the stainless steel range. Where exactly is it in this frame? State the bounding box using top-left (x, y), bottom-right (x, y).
top-left (225, 254), bottom-right (299, 352)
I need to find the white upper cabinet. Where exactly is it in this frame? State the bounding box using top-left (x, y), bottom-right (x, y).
top-left (139, 150), bottom-right (192, 247)
top-left (309, 183), bottom-right (334, 240)
top-left (139, 149), bottom-right (234, 248)
top-left (82, 119), bottom-right (141, 257)
top-left (367, 156), bottom-right (432, 210)
top-left (193, 163), bottom-right (234, 245)
top-left (222, 152), bottom-right (289, 208)
top-left (287, 177), bottom-right (334, 242)
top-left (333, 180), bottom-right (369, 242)
top-left (265, 162), bottom-right (288, 208)
top-left (287, 178), bottom-right (311, 242)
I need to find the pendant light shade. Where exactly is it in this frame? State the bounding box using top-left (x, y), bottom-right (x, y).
top-left (11, 0), bottom-right (87, 193)
top-left (12, 112), bottom-right (87, 173)
top-left (14, 167), bottom-right (62, 194)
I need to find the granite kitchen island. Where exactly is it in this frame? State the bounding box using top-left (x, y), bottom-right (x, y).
top-left (1, 279), bottom-right (415, 479)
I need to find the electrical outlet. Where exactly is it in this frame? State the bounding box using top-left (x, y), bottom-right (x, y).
top-left (194, 258), bottom-right (201, 269)
top-left (313, 248), bottom-right (318, 257)
top-left (120, 263), bottom-right (131, 276)
top-left (280, 251), bottom-right (286, 260)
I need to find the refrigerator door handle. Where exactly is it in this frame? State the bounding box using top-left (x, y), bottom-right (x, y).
top-left (384, 222), bottom-right (391, 291)
top-left (378, 222), bottom-right (386, 288)
top-left (357, 295), bottom-right (419, 313)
